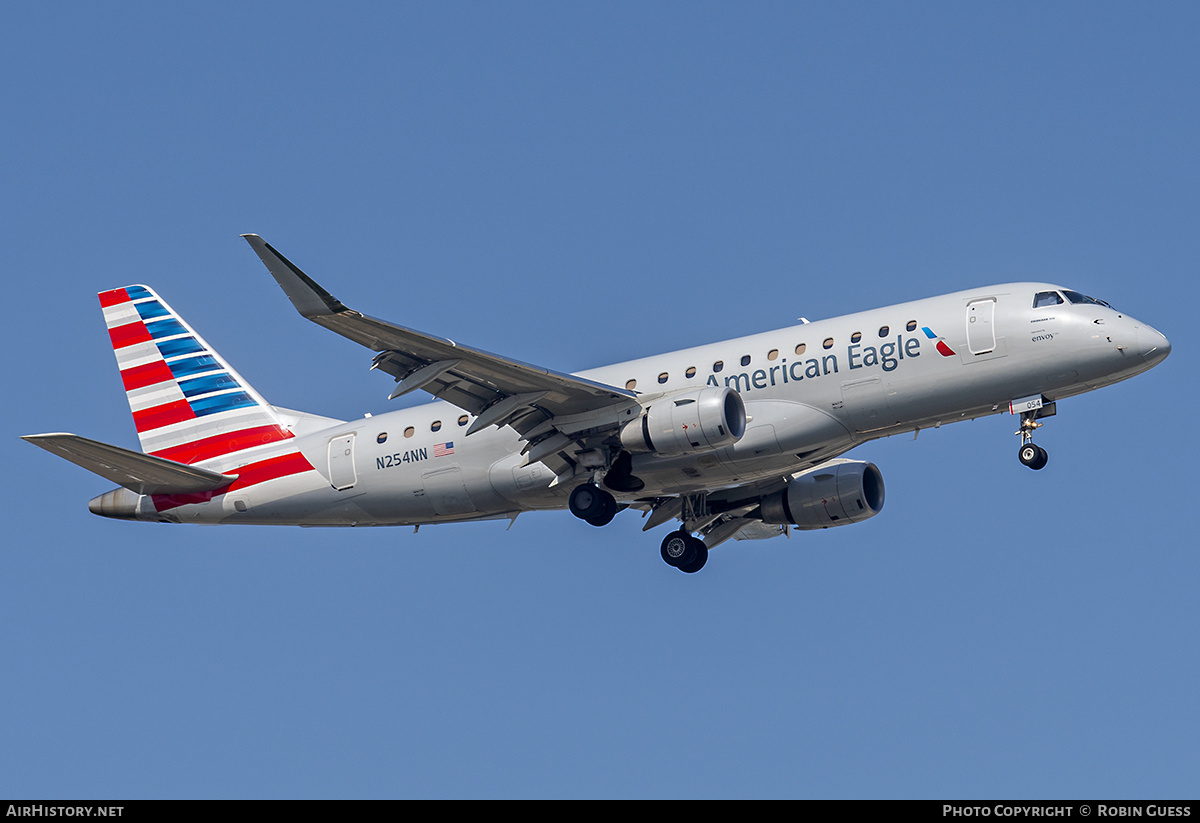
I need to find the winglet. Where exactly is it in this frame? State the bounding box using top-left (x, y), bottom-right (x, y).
top-left (241, 234), bottom-right (348, 318)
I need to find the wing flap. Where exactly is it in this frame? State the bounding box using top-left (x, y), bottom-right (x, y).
top-left (23, 433), bottom-right (237, 495)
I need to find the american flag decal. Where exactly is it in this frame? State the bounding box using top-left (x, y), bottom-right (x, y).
top-left (434, 441), bottom-right (455, 457)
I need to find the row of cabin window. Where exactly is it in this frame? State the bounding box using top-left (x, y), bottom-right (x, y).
top-left (377, 414), bottom-right (471, 443)
top-left (625, 320), bottom-right (920, 389)
top-left (377, 316), bottom-right (923, 433)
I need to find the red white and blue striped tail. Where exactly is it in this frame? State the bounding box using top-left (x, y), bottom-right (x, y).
top-left (98, 284), bottom-right (295, 465)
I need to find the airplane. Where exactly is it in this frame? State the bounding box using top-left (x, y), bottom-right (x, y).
top-left (23, 235), bottom-right (1171, 573)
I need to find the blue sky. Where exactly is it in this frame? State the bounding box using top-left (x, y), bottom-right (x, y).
top-left (3, 2), bottom-right (1197, 799)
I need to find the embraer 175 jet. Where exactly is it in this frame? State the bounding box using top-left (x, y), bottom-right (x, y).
top-left (24, 236), bottom-right (1171, 573)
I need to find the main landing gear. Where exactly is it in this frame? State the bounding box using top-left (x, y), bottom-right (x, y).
top-left (659, 530), bottom-right (708, 574)
top-left (569, 482), bottom-right (709, 573)
top-left (568, 483), bottom-right (619, 527)
top-left (567, 451), bottom-right (643, 528)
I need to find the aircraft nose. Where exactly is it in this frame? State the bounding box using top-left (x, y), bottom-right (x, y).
top-left (1137, 324), bottom-right (1171, 368)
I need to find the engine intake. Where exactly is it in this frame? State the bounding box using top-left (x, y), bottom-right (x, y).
top-left (759, 460), bottom-right (885, 530)
top-left (619, 387), bottom-right (746, 457)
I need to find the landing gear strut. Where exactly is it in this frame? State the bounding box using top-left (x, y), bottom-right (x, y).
top-left (660, 529), bottom-right (708, 573)
top-left (1016, 409), bottom-right (1049, 471)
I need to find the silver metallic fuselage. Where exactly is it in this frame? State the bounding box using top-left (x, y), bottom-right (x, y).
top-left (104, 282), bottom-right (1169, 526)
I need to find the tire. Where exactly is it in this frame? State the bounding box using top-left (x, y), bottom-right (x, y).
top-left (1030, 446), bottom-right (1048, 471)
top-left (569, 484), bottom-right (610, 521)
top-left (585, 493), bottom-right (619, 527)
top-left (660, 530), bottom-right (697, 568)
top-left (677, 538), bottom-right (708, 573)
top-left (1018, 443), bottom-right (1040, 467)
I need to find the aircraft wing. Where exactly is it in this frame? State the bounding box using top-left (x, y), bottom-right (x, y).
top-left (243, 235), bottom-right (637, 471)
top-left (22, 433), bottom-right (238, 495)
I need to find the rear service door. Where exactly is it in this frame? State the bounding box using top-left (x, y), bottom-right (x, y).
top-left (328, 434), bottom-right (357, 490)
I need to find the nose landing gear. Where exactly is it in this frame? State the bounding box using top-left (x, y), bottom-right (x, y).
top-left (1016, 407), bottom-right (1050, 470)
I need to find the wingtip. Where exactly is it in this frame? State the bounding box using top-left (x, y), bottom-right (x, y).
top-left (241, 235), bottom-right (347, 317)
top-left (22, 432), bottom-right (72, 444)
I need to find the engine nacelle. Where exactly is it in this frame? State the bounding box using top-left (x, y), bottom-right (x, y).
top-left (619, 387), bottom-right (746, 457)
top-left (759, 460), bottom-right (885, 530)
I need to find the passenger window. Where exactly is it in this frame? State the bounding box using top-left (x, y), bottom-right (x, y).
top-left (1033, 291), bottom-right (1064, 308)
top-left (878, 325), bottom-right (889, 337)
top-left (794, 343), bottom-right (806, 356)
top-left (403, 426), bottom-right (415, 438)
top-left (658, 372), bottom-right (669, 384)
top-left (713, 360), bottom-right (724, 373)
top-left (685, 366), bottom-right (696, 378)
top-left (823, 337), bottom-right (834, 349)
top-left (626, 379), bottom-right (637, 390)
top-left (906, 320), bottom-right (917, 332)
top-left (431, 420), bottom-right (442, 432)
top-left (377, 432), bottom-right (388, 444)
top-left (767, 349), bottom-right (779, 361)
top-left (457, 415), bottom-right (469, 427)
top-left (851, 332), bottom-right (862, 343)
top-left (740, 355), bottom-right (751, 367)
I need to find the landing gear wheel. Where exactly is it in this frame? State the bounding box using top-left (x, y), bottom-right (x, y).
top-left (569, 484), bottom-right (616, 524)
top-left (1018, 443), bottom-right (1048, 470)
top-left (585, 493), bottom-right (619, 527)
top-left (1031, 446), bottom-right (1048, 470)
top-left (677, 539), bottom-right (708, 574)
top-left (660, 530), bottom-right (697, 568)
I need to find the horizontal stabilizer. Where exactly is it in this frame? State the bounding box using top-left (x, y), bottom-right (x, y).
top-left (22, 433), bottom-right (237, 495)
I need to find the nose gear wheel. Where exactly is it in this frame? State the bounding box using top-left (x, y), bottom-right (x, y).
top-left (1015, 410), bottom-right (1049, 470)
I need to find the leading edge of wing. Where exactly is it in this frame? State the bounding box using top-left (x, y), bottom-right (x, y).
top-left (242, 234), bottom-right (348, 318)
top-left (241, 234), bottom-right (636, 415)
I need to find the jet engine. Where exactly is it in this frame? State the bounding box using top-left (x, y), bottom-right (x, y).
top-left (619, 387), bottom-right (746, 457)
top-left (758, 460), bottom-right (885, 530)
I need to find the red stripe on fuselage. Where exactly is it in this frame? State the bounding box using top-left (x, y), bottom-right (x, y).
top-left (108, 321), bottom-right (152, 349)
top-left (120, 360), bottom-right (177, 392)
top-left (132, 399), bottom-right (196, 432)
top-left (98, 288), bottom-right (130, 308)
top-left (149, 425), bottom-right (294, 465)
top-left (151, 451), bottom-right (315, 512)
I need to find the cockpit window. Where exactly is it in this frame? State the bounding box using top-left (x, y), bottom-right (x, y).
top-left (1033, 291), bottom-right (1063, 308)
top-left (1062, 289), bottom-right (1112, 308)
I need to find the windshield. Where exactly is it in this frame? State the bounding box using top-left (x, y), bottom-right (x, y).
top-left (1062, 289), bottom-right (1112, 308)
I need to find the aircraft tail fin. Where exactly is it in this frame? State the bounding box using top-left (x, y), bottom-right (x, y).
top-left (98, 285), bottom-right (295, 464)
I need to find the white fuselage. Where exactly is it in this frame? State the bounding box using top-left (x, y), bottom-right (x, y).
top-left (133, 282), bottom-right (1167, 526)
